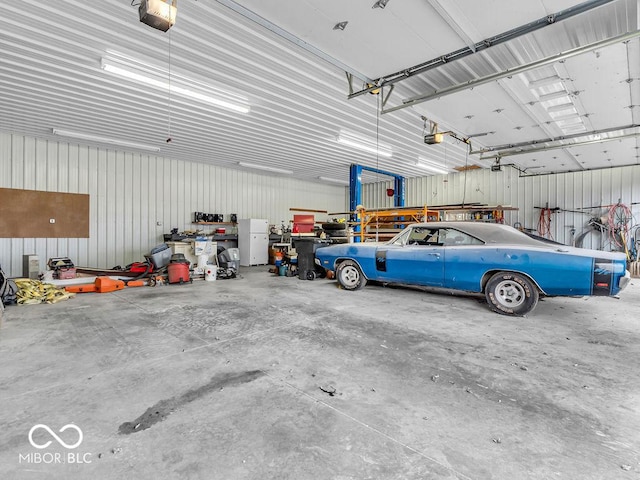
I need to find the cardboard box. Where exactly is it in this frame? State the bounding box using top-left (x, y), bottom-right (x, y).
top-left (23, 255), bottom-right (40, 279)
top-left (56, 267), bottom-right (76, 280)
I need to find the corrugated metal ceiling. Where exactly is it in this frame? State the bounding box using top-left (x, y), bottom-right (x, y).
top-left (0, 0), bottom-right (638, 184)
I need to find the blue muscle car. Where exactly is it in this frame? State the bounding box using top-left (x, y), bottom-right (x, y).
top-left (314, 222), bottom-right (630, 316)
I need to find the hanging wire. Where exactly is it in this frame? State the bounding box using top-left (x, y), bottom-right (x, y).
top-left (374, 92), bottom-right (381, 241)
top-left (460, 142), bottom-right (470, 207)
top-left (166, 30), bottom-right (173, 143)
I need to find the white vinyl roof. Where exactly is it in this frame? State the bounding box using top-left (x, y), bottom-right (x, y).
top-left (1, 0), bottom-right (638, 184)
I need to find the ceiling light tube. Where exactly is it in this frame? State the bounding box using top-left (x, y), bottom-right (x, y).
top-left (336, 134), bottom-right (392, 158)
top-left (238, 162), bottom-right (293, 175)
top-left (101, 58), bottom-right (250, 114)
top-left (52, 128), bottom-right (160, 152)
top-left (416, 157), bottom-right (450, 174)
top-left (318, 176), bottom-right (349, 185)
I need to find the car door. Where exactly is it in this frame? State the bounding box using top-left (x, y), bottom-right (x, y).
top-left (375, 226), bottom-right (445, 286)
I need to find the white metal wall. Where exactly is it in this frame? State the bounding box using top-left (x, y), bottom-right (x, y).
top-left (0, 133), bottom-right (347, 277)
top-left (363, 165), bottom-right (640, 249)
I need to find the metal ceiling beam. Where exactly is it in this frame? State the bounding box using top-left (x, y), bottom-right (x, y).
top-left (349, 0), bottom-right (616, 99)
top-left (215, 0), bottom-right (373, 83)
top-left (471, 124), bottom-right (640, 154)
top-left (383, 29), bottom-right (640, 114)
top-left (479, 128), bottom-right (640, 160)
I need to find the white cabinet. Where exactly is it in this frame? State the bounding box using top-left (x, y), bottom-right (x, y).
top-left (238, 219), bottom-right (269, 266)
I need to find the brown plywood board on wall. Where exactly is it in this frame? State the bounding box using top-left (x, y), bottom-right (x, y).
top-left (0, 188), bottom-right (89, 238)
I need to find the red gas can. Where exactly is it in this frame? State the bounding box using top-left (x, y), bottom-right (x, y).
top-left (167, 262), bottom-right (190, 284)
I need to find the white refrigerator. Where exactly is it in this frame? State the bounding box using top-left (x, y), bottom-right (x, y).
top-left (238, 219), bottom-right (269, 266)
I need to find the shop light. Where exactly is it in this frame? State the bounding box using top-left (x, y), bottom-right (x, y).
top-left (52, 128), bottom-right (161, 152)
top-left (416, 157), bottom-right (449, 174)
top-left (238, 162), bottom-right (293, 174)
top-left (101, 56), bottom-right (250, 114)
top-left (336, 133), bottom-right (392, 158)
top-left (319, 176), bottom-right (349, 185)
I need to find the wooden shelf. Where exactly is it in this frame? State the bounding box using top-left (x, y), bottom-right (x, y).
top-left (345, 205), bottom-right (518, 242)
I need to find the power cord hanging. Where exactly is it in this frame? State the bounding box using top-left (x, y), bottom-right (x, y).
top-left (374, 92), bottom-right (381, 241)
top-left (166, 30), bottom-right (173, 143)
top-left (461, 144), bottom-right (469, 207)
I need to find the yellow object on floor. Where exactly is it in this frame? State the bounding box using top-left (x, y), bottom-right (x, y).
top-left (14, 278), bottom-right (75, 305)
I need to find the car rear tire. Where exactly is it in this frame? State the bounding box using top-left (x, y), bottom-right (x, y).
top-left (485, 272), bottom-right (539, 316)
top-left (326, 229), bottom-right (348, 237)
top-left (322, 222), bottom-right (345, 231)
top-left (336, 260), bottom-right (366, 291)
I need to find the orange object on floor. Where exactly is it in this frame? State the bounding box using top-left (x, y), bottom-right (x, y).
top-left (94, 277), bottom-right (125, 293)
top-left (65, 277), bottom-right (142, 294)
top-left (65, 283), bottom-right (97, 293)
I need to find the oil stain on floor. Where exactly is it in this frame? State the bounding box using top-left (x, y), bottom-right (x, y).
top-left (118, 370), bottom-right (265, 435)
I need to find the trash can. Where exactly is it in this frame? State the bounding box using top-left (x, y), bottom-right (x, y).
top-left (293, 238), bottom-right (330, 280)
top-left (167, 260), bottom-right (190, 284)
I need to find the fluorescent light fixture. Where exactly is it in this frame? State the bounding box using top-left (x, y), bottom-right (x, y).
top-left (52, 128), bottom-right (160, 152)
top-left (238, 162), bottom-right (293, 175)
top-left (336, 132), bottom-right (392, 158)
top-left (319, 176), bottom-right (349, 185)
top-left (101, 56), bottom-right (250, 114)
top-left (416, 157), bottom-right (449, 175)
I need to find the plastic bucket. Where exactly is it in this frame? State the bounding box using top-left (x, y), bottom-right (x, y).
top-left (278, 265), bottom-right (287, 276)
top-left (205, 265), bottom-right (217, 282)
top-left (197, 254), bottom-right (208, 271)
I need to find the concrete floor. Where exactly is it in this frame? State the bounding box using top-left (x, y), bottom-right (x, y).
top-left (1, 267), bottom-right (639, 480)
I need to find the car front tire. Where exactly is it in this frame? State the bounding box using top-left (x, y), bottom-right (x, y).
top-left (485, 272), bottom-right (539, 316)
top-left (336, 260), bottom-right (367, 291)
